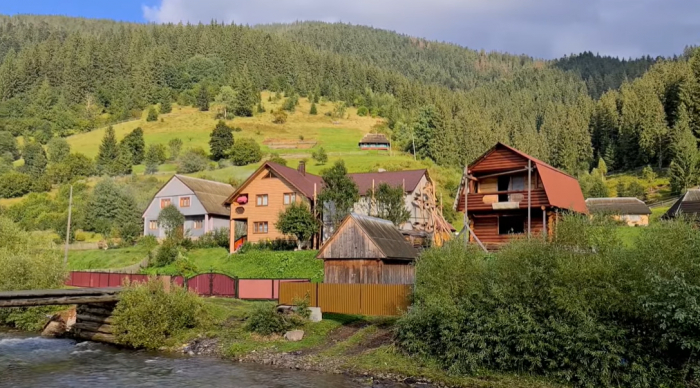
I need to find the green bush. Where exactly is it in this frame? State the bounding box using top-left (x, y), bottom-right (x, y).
top-left (154, 239), bottom-right (180, 267)
top-left (0, 217), bottom-right (67, 330)
top-left (177, 148), bottom-right (209, 173)
top-left (112, 279), bottom-right (204, 349)
top-left (357, 106), bottom-right (369, 116)
top-left (74, 231), bottom-right (88, 242)
top-left (245, 302), bottom-right (305, 336)
top-left (189, 228), bottom-right (230, 249)
top-left (229, 138), bottom-right (262, 166)
top-left (396, 214), bottom-right (700, 387)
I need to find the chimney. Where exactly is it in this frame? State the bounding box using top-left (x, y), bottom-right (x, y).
top-left (298, 161), bottom-right (306, 176)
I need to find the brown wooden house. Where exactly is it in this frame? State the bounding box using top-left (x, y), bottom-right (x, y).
top-left (317, 213), bottom-right (419, 284)
top-left (454, 143), bottom-right (587, 249)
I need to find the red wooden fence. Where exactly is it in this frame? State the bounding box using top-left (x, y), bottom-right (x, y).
top-left (66, 271), bottom-right (309, 300)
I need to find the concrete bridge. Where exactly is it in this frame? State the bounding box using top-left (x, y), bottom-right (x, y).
top-left (0, 288), bottom-right (121, 343)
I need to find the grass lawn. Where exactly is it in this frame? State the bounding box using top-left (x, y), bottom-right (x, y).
top-left (67, 245), bottom-right (151, 271)
top-left (142, 248), bottom-right (324, 281)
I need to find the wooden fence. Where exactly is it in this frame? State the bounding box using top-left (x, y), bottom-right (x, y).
top-left (279, 283), bottom-right (411, 316)
top-left (67, 271), bottom-right (309, 300)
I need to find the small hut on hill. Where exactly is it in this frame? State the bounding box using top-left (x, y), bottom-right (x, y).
top-left (662, 189), bottom-right (700, 220)
top-left (317, 213), bottom-right (418, 284)
top-left (358, 133), bottom-right (390, 151)
top-left (585, 197), bottom-right (652, 226)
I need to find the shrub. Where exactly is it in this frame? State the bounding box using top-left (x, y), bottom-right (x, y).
top-left (245, 302), bottom-right (305, 336)
top-left (229, 138), bottom-right (262, 166)
top-left (146, 107), bottom-right (158, 122)
top-left (272, 108), bottom-right (288, 124)
top-left (112, 279), bottom-right (204, 349)
top-left (189, 228), bottom-right (230, 249)
top-left (237, 239), bottom-right (296, 253)
top-left (177, 148), bottom-right (210, 173)
top-left (357, 106), bottom-right (368, 116)
top-left (74, 231), bottom-right (88, 242)
top-left (0, 171), bottom-right (32, 198)
top-left (397, 216), bottom-right (700, 387)
top-left (154, 239), bottom-right (180, 267)
top-left (396, 215), bottom-right (700, 387)
top-left (268, 153), bottom-right (287, 166)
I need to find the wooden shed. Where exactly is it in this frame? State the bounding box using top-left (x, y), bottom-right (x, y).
top-left (317, 213), bottom-right (419, 284)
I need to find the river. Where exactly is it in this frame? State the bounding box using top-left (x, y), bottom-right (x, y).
top-left (0, 331), bottom-right (386, 388)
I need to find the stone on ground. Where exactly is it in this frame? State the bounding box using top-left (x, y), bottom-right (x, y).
top-left (284, 330), bottom-right (305, 341)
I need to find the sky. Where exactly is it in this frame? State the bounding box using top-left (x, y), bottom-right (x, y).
top-left (2, 0), bottom-right (699, 59)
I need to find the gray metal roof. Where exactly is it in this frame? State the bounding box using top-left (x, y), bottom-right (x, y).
top-left (176, 175), bottom-right (235, 217)
top-left (585, 197), bottom-right (652, 215)
top-left (663, 189), bottom-right (700, 219)
top-left (349, 213), bottom-right (418, 260)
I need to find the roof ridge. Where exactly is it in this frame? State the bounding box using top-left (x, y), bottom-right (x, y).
top-left (176, 174), bottom-right (232, 187)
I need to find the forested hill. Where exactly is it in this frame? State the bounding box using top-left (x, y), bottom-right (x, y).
top-left (257, 22), bottom-right (538, 91)
top-left (0, 15), bottom-right (699, 195)
top-left (553, 52), bottom-right (659, 99)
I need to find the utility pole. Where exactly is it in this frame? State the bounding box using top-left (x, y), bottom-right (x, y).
top-left (64, 185), bottom-right (73, 266)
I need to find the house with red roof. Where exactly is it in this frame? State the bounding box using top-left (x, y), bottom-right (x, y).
top-left (454, 142), bottom-right (586, 250)
top-left (223, 161), bottom-right (437, 252)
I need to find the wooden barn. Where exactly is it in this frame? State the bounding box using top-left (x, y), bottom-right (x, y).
top-left (358, 133), bottom-right (390, 151)
top-left (662, 189), bottom-right (700, 220)
top-left (454, 142), bottom-right (587, 250)
top-left (317, 213), bottom-right (419, 284)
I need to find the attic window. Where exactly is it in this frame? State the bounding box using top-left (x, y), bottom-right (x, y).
top-left (262, 171), bottom-right (277, 179)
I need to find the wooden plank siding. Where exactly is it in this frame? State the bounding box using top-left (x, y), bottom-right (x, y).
top-left (457, 189), bottom-right (549, 211)
top-left (470, 147), bottom-right (529, 173)
top-left (320, 222), bottom-right (384, 259)
top-left (229, 166), bottom-right (308, 247)
top-left (472, 212), bottom-right (547, 244)
top-left (324, 259), bottom-right (415, 284)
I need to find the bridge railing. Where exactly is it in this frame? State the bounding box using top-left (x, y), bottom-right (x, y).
top-left (66, 271), bottom-right (310, 300)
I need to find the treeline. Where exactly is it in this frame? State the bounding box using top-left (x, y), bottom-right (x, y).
top-left (0, 15), bottom-right (697, 188)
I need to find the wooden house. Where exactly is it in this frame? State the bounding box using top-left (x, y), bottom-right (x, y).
top-left (454, 143), bottom-right (587, 249)
top-left (358, 133), bottom-right (390, 151)
top-left (317, 213), bottom-right (419, 284)
top-left (586, 197), bottom-right (652, 226)
top-left (143, 175), bottom-right (234, 238)
top-left (662, 189), bottom-right (700, 220)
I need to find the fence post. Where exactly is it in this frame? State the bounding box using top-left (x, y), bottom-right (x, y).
top-left (271, 280), bottom-right (275, 300)
top-left (315, 283), bottom-right (319, 308)
top-left (209, 268), bottom-right (214, 296)
top-left (234, 277), bottom-right (239, 299)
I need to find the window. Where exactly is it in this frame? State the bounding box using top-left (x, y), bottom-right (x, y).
top-left (254, 222), bottom-right (269, 234)
top-left (256, 194), bottom-right (269, 206)
top-left (149, 220), bottom-right (158, 230)
top-left (283, 192), bottom-right (296, 205)
top-left (262, 171), bottom-right (277, 179)
top-left (160, 198), bottom-right (171, 208)
top-left (193, 220), bottom-right (203, 229)
top-left (499, 215), bottom-right (525, 235)
top-left (180, 197), bottom-right (191, 207)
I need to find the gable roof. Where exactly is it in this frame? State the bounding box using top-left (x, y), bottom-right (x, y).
top-left (175, 175), bottom-right (235, 217)
top-left (224, 162), bottom-right (323, 204)
top-left (359, 133), bottom-right (390, 145)
top-left (317, 213), bottom-right (418, 260)
top-left (459, 142), bottom-right (587, 214)
top-left (663, 189), bottom-right (700, 219)
top-left (585, 197), bottom-right (652, 215)
top-left (349, 169), bottom-right (427, 195)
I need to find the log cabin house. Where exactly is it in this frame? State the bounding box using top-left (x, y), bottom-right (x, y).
top-left (317, 213), bottom-right (418, 284)
top-left (454, 143), bottom-right (587, 250)
top-left (358, 133), bottom-right (390, 151)
top-left (224, 160), bottom-right (443, 253)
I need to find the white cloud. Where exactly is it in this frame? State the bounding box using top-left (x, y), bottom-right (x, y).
top-left (142, 0), bottom-right (700, 58)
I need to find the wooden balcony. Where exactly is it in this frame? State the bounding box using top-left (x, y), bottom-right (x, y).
top-left (456, 189), bottom-right (548, 212)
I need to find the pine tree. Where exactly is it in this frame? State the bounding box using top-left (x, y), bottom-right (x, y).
top-left (209, 120), bottom-right (235, 161)
top-left (96, 126), bottom-right (119, 173)
top-left (0, 131), bottom-right (20, 160)
top-left (597, 158), bottom-right (608, 176)
top-left (669, 105), bottom-right (699, 194)
top-left (233, 69), bottom-right (257, 117)
top-left (120, 127), bottom-right (145, 165)
top-left (310, 102), bottom-right (318, 115)
top-left (144, 144), bottom-right (162, 175)
top-left (146, 107), bottom-right (158, 122)
top-left (197, 85), bottom-right (210, 111)
top-left (113, 146), bottom-right (134, 176)
top-left (160, 90), bottom-right (172, 114)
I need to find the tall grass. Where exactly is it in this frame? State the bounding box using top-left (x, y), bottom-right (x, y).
top-left (397, 214), bottom-right (700, 387)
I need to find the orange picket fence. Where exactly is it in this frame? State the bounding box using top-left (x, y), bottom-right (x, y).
top-left (279, 283), bottom-right (411, 316)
